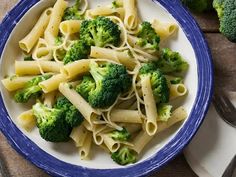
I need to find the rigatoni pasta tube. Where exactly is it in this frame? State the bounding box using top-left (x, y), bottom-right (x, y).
top-left (59, 83), bottom-right (100, 125)
top-left (44, 0), bottom-right (68, 45)
top-left (102, 134), bottom-right (120, 153)
top-left (61, 59), bottom-right (90, 78)
top-left (15, 61), bottom-right (63, 75)
top-left (110, 109), bottom-right (142, 123)
top-left (88, 7), bottom-right (125, 19)
top-left (79, 132), bottom-right (92, 160)
top-left (70, 125), bottom-right (88, 147)
top-left (59, 20), bottom-right (81, 35)
top-left (157, 106), bottom-right (187, 133)
top-left (90, 46), bottom-right (136, 70)
top-left (1, 76), bottom-right (35, 91)
top-left (152, 19), bottom-right (178, 40)
top-left (170, 83), bottom-right (188, 100)
top-left (123, 0), bottom-right (138, 30)
top-left (17, 110), bottom-right (36, 132)
top-left (39, 74), bottom-right (67, 93)
top-left (43, 91), bottom-right (56, 107)
top-left (130, 130), bottom-right (152, 154)
top-left (141, 75), bottom-right (158, 136)
top-left (19, 8), bottom-right (52, 53)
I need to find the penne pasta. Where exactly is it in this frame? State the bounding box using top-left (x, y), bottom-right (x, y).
top-left (110, 109), bottom-right (142, 123)
top-left (79, 132), bottom-right (92, 160)
top-left (141, 75), bottom-right (158, 136)
top-left (70, 125), bottom-right (88, 147)
top-left (39, 73), bottom-right (67, 93)
top-left (61, 59), bottom-right (90, 78)
top-left (44, 0), bottom-right (68, 45)
top-left (90, 46), bottom-right (136, 70)
top-left (19, 8), bottom-right (52, 53)
top-left (17, 110), bottom-right (36, 132)
top-left (123, 0), bottom-right (139, 30)
top-left (88, 7), bottom-right (125, 20)
top-left (1, 76), bottom-right (35, 91)
top-left (102, 134), bottom-right (120, 153)
top-left (59, 83), bottom-right (101, 125)
top-left (170, 83), bottom-right (188, 100)
top-left (152, 19), bottom-right (178, 40)
top-left (15, 61), bottom-right (63, 75)
top-left (59, 20), bottom-right (81, 35)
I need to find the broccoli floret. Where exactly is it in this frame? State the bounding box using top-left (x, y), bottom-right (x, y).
top-left (14, 75), bottom-right (51, 103)
top-left (156, 48), bottom-right (189, 74)
top-left (24, 55), bottom-right (33, 61)
top-left (157, 104), bottom-right (172, 122)
top-left (86, 61), bottom-right (132, 108)
top-left (182, 0), bottom-right (213, 12)
top-left (33, 102), bottom-right (71, 142)
top-left (63, 0), bottom-right (83, 21)
top-left (110, 128), bottom-right (131, 141)
top-left (111, 147), bottom-right (137, 165)
top-left (54, 96), bottom-right (84, 127)
top-left (63, 40), bottom-right (90, 64)
top-left (140, 64), bottom-right (169, 103)
top-left (75, 75), bottom-right (96, 100)
top-left (213, 0), bottom-right (236, 42)
top-left (55, 36), bottom-right (63, 46)
top-left (80, 16), bottom-right (121, 47)
top-left (170, 77), bottom-right (183, 85)
top-left (136, 22), bottom-right (160, 53)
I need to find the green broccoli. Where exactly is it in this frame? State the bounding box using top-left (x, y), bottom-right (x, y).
top-left (140, 64), bottom-right (169, 103)
top-left (75, 75), bottom-right (95, 100)
top-left (33, 102), bottom-right (71, 142)
top-left (157, 104), bottom-right (172, 122)
top-left (24, 55), bottom-right (34, 61)
top-left (63, 0), bottom-right (83, 21)
top-left (170, 77), bottom-right (183, 85)
top-left (14, 75), bottom-right (52, 103)
top-left (156, 48), bottom-right (189, 74)
top-left (80, 16), bottom-right (121, 47)
top-left (213, 0), bottom-right (236, 42)
top-left (54, 96), bottom-right (84, 127)
top-left (136, 22), bottom-right (160, 53)
top-left (78, 61), bottom-right (131, 108)
top-left (55, 36), bottom-right (63, 46)
top-left (110, 128), bottom-right (131, 141)
top-left (111, 147), bottom-right (137, 165)
top-left (181, 0), bottom-right (213, 12)
top-left (63, 40), bottom-right (90, 64)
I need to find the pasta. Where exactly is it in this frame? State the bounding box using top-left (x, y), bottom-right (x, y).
top-left (152, 19), bottom-right (178, 40)
top-left (1, 0), bottom-right (190, 166)
top-left (1, 76), bottom-right (36, 91)
top-left (44, 0), bottom-right (68, 45)
top-left (15, 61), bottom-right (63, 75)
top-left (141, 75), bottom-right (158, 136)
top-left (59, 20), bottom-right (81, 35)
top-left (19, 8), bottom-right (52, 53)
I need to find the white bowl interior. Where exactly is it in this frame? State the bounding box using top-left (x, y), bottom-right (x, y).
top-left (0, 0), bottom-right (198, 169)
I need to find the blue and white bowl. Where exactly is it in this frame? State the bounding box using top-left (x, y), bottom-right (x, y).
top-left (0, 0), bottom-right (213, 176)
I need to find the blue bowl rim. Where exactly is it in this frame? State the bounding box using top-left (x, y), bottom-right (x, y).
top-left (0, 0), bottom-right (214, 177)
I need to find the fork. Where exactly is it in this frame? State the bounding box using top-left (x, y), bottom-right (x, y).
top-left (212, 90), bottom-right (236, 177)
top-left (213, 90), bottom-right (236, 128)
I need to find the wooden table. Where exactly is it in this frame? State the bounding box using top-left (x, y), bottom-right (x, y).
top-left (0, 1), bottom-right (235, 177)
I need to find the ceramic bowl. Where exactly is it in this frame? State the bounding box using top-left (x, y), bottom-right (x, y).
top-left (0, 0), bottom-right (213, 176)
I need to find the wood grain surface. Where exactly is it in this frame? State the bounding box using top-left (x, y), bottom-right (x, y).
top-left (0, 1), bottom-right (235, 177)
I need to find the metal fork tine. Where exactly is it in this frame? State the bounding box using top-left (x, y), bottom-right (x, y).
top-left (213, 90), bottom-right (236, 127)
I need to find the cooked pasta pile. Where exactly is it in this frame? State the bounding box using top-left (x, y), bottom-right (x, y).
top-left (1, 0), bottom-right (189, 165)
